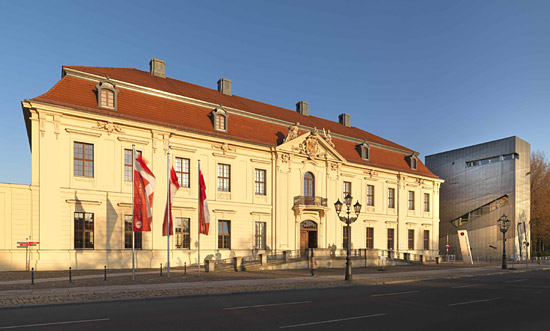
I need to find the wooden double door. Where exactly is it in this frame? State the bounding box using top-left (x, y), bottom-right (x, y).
top-left (300, 220), bottom-right (318, 257)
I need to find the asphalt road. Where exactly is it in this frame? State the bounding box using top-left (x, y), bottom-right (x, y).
top-left (0, 269), bottom-right (549, 330)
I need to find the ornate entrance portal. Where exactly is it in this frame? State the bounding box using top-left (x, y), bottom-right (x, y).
top-left (300, 220), bottom-right (318, 256)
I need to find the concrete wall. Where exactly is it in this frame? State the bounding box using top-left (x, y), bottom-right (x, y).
top-left (426, 136), bottom-right (530, 261)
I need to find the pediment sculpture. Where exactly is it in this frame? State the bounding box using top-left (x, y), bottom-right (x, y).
top-left (283, 122), bottom-right (300, 143)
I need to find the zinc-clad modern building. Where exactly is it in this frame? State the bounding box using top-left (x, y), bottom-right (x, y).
top-left (425, 137), bottom-right (530, 261)
top-left (0, 59), bottom-right (443, 271)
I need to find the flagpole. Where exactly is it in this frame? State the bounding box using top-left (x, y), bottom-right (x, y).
top-left (132, 145), bottom-right (135, 281)
top-left (198, 160), bottom-right (201, 277)
top-left (167, 151), bottom-right (170, 279)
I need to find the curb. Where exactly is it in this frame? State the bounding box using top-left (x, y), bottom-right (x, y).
top-left (1, 266), bottom-right (548, 310)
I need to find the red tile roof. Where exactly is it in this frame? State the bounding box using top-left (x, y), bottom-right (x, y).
top-left (29, 66), bottom-right (438, 179)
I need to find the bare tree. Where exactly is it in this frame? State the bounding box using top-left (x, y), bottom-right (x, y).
top-left (530, 151), bottom-right (550, 254)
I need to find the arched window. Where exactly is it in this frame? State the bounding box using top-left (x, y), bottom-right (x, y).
top-left (96, 80), bottom-right (118, 110)
top-left (304, 172), bottom-right (315, 197)
top-left (212, 108), bottom-right (228, 132)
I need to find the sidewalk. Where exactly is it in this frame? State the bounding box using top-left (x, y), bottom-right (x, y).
top-left (1, 263), bottom-right (548, 308)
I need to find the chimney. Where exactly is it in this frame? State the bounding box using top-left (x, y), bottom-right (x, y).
top-left (339, 113), bottom-right (351, 127)
top-left (296, 101), bottom-right (309, 116)
top-left (217, 78), bottom-right (232, 96)
top-left (149, 58), bottom-right (166, 78)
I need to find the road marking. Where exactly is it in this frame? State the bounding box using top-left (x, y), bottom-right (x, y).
top-left (0, 318), bottom-right (110, 329)
top-left (448, 298), bottom-right (500, 306)
top-left (452, 284), bottom-right (480, 289)
top-left (371, 291), bottom-right (419, 297)
top-left (225, 301), bottom-right (312, 310)
top-left (279, 313), bottom-right (387, 328)
top-left (505, 279), bottom-right (528, 283)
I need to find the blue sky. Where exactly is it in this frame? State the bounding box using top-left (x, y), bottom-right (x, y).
top-left (1, 0), bottom-right (549, 184)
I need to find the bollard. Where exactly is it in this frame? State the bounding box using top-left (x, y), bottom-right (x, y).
top-left (160, 263), bottom-right (163, 276)
top-left (184, 262), bottom-right (187, 275)
top-left (104, 265), bottom-right (107, 281)
top-left (31, 268), bottom-right (34, 285)
top-left (69, 267), bottom-right (72, 283)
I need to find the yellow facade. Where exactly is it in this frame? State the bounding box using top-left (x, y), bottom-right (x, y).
top-left (0, 66), bottom-right (443, 271)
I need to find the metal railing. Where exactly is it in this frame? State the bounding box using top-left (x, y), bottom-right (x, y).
top-left (293, 196), bottom-right (328, 207)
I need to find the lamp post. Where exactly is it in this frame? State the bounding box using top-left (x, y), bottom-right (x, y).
top-left (497, 214), bottom-right (511, 270)
top-left (334, 194), bottom-right (362, 281)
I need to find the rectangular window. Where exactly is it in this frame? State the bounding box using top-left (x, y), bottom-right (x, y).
top-left (424, 230), bottom-right (430, 250)
top-left (218, 164), bottom-right (231, 192)
top-left (124, 215), bottom-right (142, 249)
top-left (218, 220), bottom-right (231, 249)
top-left (175, 217), bottom-right (190, 249)
top-left (424, 193), bottom-right (430, 212)
top-left (366, 227), bottom-right (374, 249)
top-left (388, 188), bottom-right (395, 209)
top-left (255, 169), bottom-right (266, 195)
top-left (343, 181), bottom-right (352, 200)
top-left (124, 149), bottom-right (141, 181)
top-left (408, 191), bottom-right (415, 210)
top-left (367, 185), bottom-right (374, 206)
top-left (74, 142), bottom-right (94, 177)
top-left (387, 228), bottom-right (394, 250)
top-left (175, 157), bottom-right (190, 188)
top-left (215, 114), bottom-right (226, 131)
top-left (343, 226), bottom-right (350, 249)
top-left (255, 222), bottom-right (266, 249)
top-left (74, 212), bottom-right (94, 249)
top-left (408, 229), bottom-right (415, 250)
top-left (101, 89), bottom-right (114, 108)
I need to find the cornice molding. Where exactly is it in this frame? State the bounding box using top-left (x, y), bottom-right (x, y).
top-left (65, 128), bottom-right (102, 137)
top-left (117, 137), bottom-right (150, 145)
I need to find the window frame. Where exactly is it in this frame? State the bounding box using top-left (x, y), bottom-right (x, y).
top-left (408, 191), bottom-right (415, 210)
top-left (255, 169), bottom-right (266, 196)
top-left (217, 163), bottom-right (231, 192)
top-left (343, 226), bottom-right (350, 249)
top-left (124, 214), bottom-right (142, 249)
top-left (424, 193), bottom-right (430, 212)
top-left (304, 172), bottom-right (315, 198)
top-left (424, 230), bottom-right (430, 250)
top-left (175, 217), bottom-right (190, 249)
top-left (218, 220), bottom-right (231, 249)
top-left (387, 228), bottom-right (395, 250)
top-left (124, 149), bottom-right (141, 182)
top-left (212, 108), bottom-right (228, 132)
top-left (361, 142), bottom-right (370, 161)
top-left (74, 142), bottom-right (94, 178)
top-left (74, 212), bottom-right (94, 249)
top-left (408, 229), bottom-right (415, 250)
top-left (343, 181), bottom-right (352, 200)
top-left (96, 81), bottom-right (119, 110)
top-left (255, 221), bottom-right (266, 250)
top-left (366, 227), bottom-right (374, 249)
top-left (366, 184), bottom-right (375, 206)
top-left (388, 188), bottom-right (395, 209)
top-left (175, 157), bottom-right (191, 188)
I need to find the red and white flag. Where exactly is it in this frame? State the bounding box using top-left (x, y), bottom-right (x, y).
top-left (134, 154), bottom-right (156, 232)
top-left (199, 167), bottom-right (210, 235)
top-left (163, 161), bottom-right (180, 236)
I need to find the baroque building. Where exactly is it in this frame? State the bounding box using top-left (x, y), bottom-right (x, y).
top-left (0, 59), bottom-right (442, 271)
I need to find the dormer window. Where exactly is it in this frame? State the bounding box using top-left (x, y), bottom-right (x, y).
top-left (360, 141), bottom-right (370, 161)
top-left (96, 81), bottom-right (118, 110)
top-left (212, 108), bottom-right (228, 132)
top-left (407, 154), bottom-right (418, 170)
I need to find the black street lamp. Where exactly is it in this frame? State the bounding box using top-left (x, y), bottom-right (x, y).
top-left (334, 194), bottom-right (362, 281)
top-left (497, 214), bottom-right (511, 270)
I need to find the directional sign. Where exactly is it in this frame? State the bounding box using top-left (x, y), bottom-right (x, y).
top-left (17, 241), bottom-right (39, 248)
